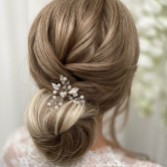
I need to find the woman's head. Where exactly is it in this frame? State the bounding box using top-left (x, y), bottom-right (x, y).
top-left (26, 0), bottom-right (139, 165)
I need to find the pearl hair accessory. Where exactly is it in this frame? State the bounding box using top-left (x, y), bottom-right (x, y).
top-left (47, 75), bottom-right (85, 110)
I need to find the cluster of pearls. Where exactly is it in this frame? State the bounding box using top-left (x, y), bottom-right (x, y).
top-left (47, 75), bottom-right (85, 110)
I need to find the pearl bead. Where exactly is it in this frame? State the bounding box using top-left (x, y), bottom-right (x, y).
top-left (59, 102), bottom-right (63, 106)
top-left (54, 106), bottom-right (59, 109)
top-left (68, 85), bottom-right (72, 89)
top-left (47, 102), bottom-right (51, 106)
top-left (63, 77), bottom-right (67, 81)
top-left (80, 95), bottom-right (84, 99)
top-left (53, 90), bottom-right (57, 94)
top-left (52, 96), bottom-right (56, 99)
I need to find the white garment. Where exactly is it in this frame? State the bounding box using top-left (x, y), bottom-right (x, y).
top-left (0, 127), bottom-right (163, 167)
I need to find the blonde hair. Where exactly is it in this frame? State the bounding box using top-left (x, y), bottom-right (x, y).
top-left (26, 0), bottom-right (139, 165)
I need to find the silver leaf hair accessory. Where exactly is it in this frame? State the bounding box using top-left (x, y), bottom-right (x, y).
top-left (47, 75), bottom-right (85, 110)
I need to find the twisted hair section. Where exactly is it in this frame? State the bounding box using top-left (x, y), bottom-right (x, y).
top-left (26, 89), bottom-right (98, 165)
top-left (26, 0), bottom-right (139, 165)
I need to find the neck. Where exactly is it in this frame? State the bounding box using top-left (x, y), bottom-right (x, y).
top-left (90, 114), bottom-right (111, 151)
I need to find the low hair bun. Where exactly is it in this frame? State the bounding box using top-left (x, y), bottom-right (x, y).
top-left (26, 89), bottom-right (99, 165)
top-left (27, 0), bottom-right (140, 164)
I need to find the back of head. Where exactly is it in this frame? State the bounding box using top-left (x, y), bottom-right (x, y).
top-left (26, 0), bottom-right (139, 165)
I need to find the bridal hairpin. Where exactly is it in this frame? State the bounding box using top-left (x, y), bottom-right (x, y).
top-left (47, 74), bottom-right (85, 110)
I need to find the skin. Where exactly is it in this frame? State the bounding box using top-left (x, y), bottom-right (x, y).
top-left (90, 114), bottom-right (116, 151)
